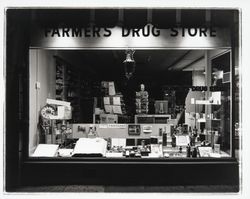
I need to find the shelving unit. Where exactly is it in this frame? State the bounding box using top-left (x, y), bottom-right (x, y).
top-left (55, 56), bottom-right (81, 122)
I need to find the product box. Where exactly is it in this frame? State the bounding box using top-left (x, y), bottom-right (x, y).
top-left (100, 114), bottom-right (118, 124)
top-left (101, 81), bottom-right (116, 96)
top-left (108, 81), bottom-right (116, 96)
top-left (155, 100), bottom-right (168, 114)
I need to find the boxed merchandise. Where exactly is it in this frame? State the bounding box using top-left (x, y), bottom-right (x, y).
top-left (100, 114), bottom-right (118, 124)
top-left (135, 91), bottom-right (149, 114)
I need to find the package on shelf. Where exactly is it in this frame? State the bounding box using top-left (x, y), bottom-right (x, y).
top-left (104, 105), bottom-right (113, 113)
top-left (104, 95), bottom-right (122, 105)
top-left (104, 104), bottom-right (125, 115)
top-left (112, 105), bottom-right (123, 114)
top-left (100, 114), bottom-right (118, 124)
top-left (101, 81), bottom-right (116, 96)
top-left (102, 89), bottom-right (126, 115)
top-left (94, 108), bottom-right (104, 115)
top-left (108, 82), bottom-right (116, 96)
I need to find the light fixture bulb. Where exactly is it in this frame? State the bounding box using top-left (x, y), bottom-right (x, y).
top-left (123, 49), bottom-right (136, 79)
top-left (123, 52), bottom-right (135, 63)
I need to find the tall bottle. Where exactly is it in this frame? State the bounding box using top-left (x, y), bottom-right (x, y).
top-left (162, 127), bottom-right (167, 147)
top-left (171, 133), bottom-right (176, 147)
top-left (188, 126), bottom-right (192, 136)
top-left (190, 133), bottom-right (195, 146)
top-left (192, 147), bottom-right (198, 158)
top-left (186, 144), bottom-right (191, 157)
top-left (193, 126), bottom-right (198, 137)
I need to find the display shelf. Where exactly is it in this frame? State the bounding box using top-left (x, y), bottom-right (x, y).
top-left (135, 114), bottom-right (171, 124)
top-left (55, 56), bottom-right (82, 122)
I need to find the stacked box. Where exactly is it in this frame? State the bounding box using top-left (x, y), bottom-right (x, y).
top-left (103, 94), bottom-right (126, 115)
top-left (135, 91), bottom-right (149, 114)
top-left (101, 81), bottom-right (126, 115)
top-left (101, 81), bottom-right (116, 96)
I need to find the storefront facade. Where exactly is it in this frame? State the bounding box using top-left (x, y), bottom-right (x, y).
top-left (5, 8), bottom-right (240, 191)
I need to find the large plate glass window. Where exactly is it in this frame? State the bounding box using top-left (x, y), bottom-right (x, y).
top-left (29, 49), bottom-right (233, 159)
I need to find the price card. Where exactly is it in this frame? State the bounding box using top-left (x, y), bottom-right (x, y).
top-left (113, 105), bottom-right (122, 114)
top-left (113, 96), bottom-right (121, 105)
top-left (108, 82), bottom-right (116, 96)
top-left (104, 97), bottom-right (110, 105)
top-left (214, 144), bottom-right (220, 154)
top-left (104, 105), bottom-right (113, 113)
top-left (176, 135), bottom-right (190, 146)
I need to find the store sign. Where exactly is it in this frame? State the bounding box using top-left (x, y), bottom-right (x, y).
top-left (30, 24), bottom-right (231, 49)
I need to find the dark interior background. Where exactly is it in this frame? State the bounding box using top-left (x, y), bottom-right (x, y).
top-left (58, 49), bottom-right (193, 101)
top-left (55, 49), bottom-right (193, 122)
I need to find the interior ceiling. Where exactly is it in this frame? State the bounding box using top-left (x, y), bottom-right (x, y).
top-left (60, 50), bottom-right (205, 76)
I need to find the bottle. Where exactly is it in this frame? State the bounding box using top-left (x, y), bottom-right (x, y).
top-left (158, 128), bottom-right (163, 145)
top-left (171, 133), bottom-right (176, 147)
top-left (179, 146), bottom-right (182, 153)
top-left (107, 138), bottom-right (111, 150)
top-left (192, 147), bottom-right (198, 158)
top-left (66, 122), bottom-right (72, 134)
top-left (159, 128), bottom-right (163, 136)
top-left (188, 126), bottom-right (192, 136)
top-left (60, 121), bottom-right (67, 144)
top-left (190, 133), bottom-right (195, 146)
top-left (141, 140), bottom-right (145, 148)
top-left (211, 131), bottom-right (215, 148)
top-left (193, 126), bottom-right (198, 137)
top-left (186, 144), bottom-right (191, 157)
top-left (170, 124), bottom-right (174, 136)
top-left (88, 126), bottom-right (95, 138)
top-left (55, 123), bottom-right (61, 135)
top-left (125, 150), bottom-right (130, 157)
top-left (163, 132), bottom-right (167, 146)
top-left (177, 124), bottom-right (182, 134)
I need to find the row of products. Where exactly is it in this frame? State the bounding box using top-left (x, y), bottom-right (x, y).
top-left (54, 121), bottom-right (72, 145)
top-left (40, 120), bottom-right (72, 146)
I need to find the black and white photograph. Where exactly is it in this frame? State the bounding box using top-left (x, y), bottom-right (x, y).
top-left (1, 0), bottom-right (249, 198)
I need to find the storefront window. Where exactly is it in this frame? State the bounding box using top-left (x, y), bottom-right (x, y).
top-left (4, 7), bottom-right (241, 191)
top-left (29, 49), bottom-right (232, 159)
top-left (19, 8), bottom-right (239, 161)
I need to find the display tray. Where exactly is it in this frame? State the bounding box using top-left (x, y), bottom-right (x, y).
top-left (29, 151), bottom-right (230, 160)
top-left (31, 142), bottom-right (230, 159)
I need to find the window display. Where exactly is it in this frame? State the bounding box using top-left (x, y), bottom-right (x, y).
top-left (29, 49), bottom-right (232, 159)
top-left (5, 8), bottom-right (240, 189)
